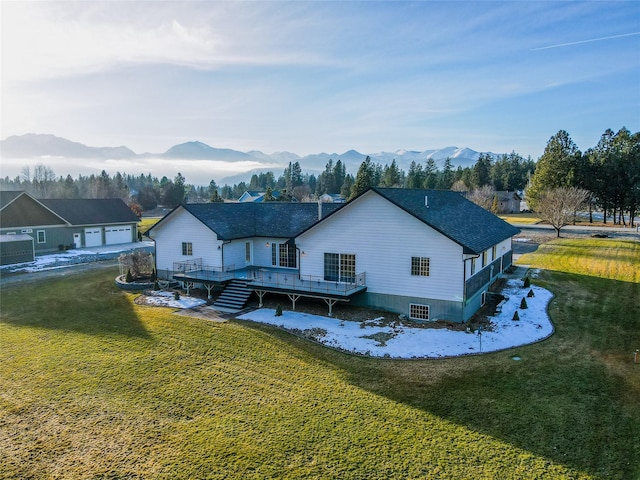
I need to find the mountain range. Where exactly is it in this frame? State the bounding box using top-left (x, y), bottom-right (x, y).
top-left (1, 133), bottom-right (498, 184)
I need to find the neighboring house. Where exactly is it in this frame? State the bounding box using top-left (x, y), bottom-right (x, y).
top-left (238, 190), bottom-right (282, 202)
top-left (319, 193), bottom-right (346, 203)
top-left (147, 188), bottom-right (519, 322)
top-left (0, 191), bottom-right (140, 256)
top-left (495, 191), bottom-right (522, 213)
top-left (0, 233), bottom-right (34, 266)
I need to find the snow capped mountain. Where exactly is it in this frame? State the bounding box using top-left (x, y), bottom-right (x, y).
top-left (1, 133), bottom-right (499, 183)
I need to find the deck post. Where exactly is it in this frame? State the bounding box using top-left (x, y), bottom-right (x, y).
top-left (255, 290), bottom-right (266, 307)
top-left (323, 298), bottom-right (338, 316)
top-left (286, 293), bottom-right (301, 310)
top-left (204, 284), bottom-right (215, 300)
top-left (182, 281), bottom-right (194, 295)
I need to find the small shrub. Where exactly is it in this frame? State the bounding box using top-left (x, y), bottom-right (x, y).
top-left (527, 288), bottom-right (535, 298)
top-left (523, 277), bottom-right (530, 288)
top-left (125, 269), bottom-right (133, 283)
top-left (275, 305), bottom-right (283, 317)
top-left (512, 311), bottom-right (520, 321)
top-left (153, 280), bottom-right (160, 291)
top-left (174, 291), bottom-right (180, 301)
top-left (520, 297), bottom-right (528, 309)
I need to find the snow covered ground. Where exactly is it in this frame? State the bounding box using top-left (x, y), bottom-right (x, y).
top-left (139, 290), bottom-right (208, 309)
top-left (0, 242), bottom-right (154, 274)
top-left (238, 278), bottom-right (553, 359)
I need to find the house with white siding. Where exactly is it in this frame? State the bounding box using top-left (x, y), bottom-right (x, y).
top-left (147, 188), bottom-right (519, 321)
top-left (295, 188), bottom-right (519, 322)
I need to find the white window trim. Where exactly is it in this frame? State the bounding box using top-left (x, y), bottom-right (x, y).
top-left (409, 303), bottom-right (430, 321)
top-left (411, 256), bottom-right (430, 276)
top-left (37, 230), bottom-right (46, 244)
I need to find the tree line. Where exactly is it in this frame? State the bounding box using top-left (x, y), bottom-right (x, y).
top-left (1, 152), bottom-right (535, 210)
top-left (526, 128), bottom-right (639, 226)
top-left (2, 126), bottom-right (636, 226)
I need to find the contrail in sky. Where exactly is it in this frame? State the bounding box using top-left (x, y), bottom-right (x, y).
top-left (531, 31), bottom-right (640, 51)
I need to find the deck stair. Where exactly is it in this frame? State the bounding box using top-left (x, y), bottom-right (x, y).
top-left (213, 279), bottom-right (253, 312)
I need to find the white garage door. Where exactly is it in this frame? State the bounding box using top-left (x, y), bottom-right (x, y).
top-left (105, 225), bottom-right (132, 245)
top-left (84, 227), bottom-right (102, 247)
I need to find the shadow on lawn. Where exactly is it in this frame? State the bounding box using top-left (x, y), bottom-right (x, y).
top-left (252, 271), bottom-right (640, 479)
top-left (0, 268), bottom-right (151, 338)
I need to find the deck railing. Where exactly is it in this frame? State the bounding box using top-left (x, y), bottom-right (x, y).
top-left (172, 259), bottom-right (237, 282)
top-left (247, 269), bottom-right (366, 295)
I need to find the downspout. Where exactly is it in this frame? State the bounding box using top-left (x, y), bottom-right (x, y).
top-left (219, 240), bottom-right (230, 270)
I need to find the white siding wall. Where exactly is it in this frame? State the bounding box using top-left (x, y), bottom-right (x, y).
top-left (464, 237), bottom-right (513, 278)
top-left (150, 208), bottom-right (221, 271)
top-left (222, 241), bottom-right (245, 270)
top-left (252, 238), bottom-right (274, 267)
top-left (297, 191), bottom-right (465, 302)
top-left (224, 237), bottom-right (298, 269)
top-left (495, 238), bottom-right (512, 261)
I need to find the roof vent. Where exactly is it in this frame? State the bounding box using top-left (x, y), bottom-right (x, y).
top-left (424, 196), bottom-right (429, 208)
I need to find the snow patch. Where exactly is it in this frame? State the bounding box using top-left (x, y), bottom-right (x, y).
top-left (238, 279), bottom-right (553, 359)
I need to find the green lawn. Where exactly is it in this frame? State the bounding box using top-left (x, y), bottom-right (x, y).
top-left (138, 217), bottom-right (161, 235)
top-left (1, 239), bottom-right (638, 479)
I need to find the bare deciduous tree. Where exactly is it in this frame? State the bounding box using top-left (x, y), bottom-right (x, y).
top-left (535, 187), bottom-right (590, 237)
top-left (467, 185), bottom-right (496, 211)
top-left (119, 251), bottom-right (154, 280)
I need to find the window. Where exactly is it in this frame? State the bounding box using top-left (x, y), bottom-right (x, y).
top-left (324, 253), bottom-right (355, 282)
top-left (182, 242), bottom-right (193, 256)
top-left (470, 257), bottom-right (476, 275)
top-left (481, 251), bottom-right (487, 267)
top-left (492, 245), bottom-right (497, 261)
top-left (245, 242), bottom-right (251, 263)
top-left (411, 257), bottom-right (430, 276)
top-left (37, 230), bottom-right (46, 244)
top-left (409, 303), bottom-right (430, 321)
top-left (279, 243), bottom-right (297, 268)
top-left (271, 243), bottom-right (296, 268)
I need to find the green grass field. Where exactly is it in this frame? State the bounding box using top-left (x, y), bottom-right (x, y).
top-left (137, 217), bottom-right (161, 235)
top-left (499, 213), bottom-right (542, 224)
top-left (1, 239), bottom-right (638, 479)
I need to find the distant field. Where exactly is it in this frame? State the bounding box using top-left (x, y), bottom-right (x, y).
top-left (138, 217), bottom-right (160, 234)
top-left (499, 213), bottom-right (541, 224)
top-left (1, 239), bottom-right (638, 479)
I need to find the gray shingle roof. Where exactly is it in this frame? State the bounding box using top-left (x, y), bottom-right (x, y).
top-left (0, 191), bottom-right (25, 208)
top-left (370, 187), bottom-right (520, 254)
top-left (177, 202), bottom-right (343, 240)
top-left (40, 198), bottom-right (139, 225)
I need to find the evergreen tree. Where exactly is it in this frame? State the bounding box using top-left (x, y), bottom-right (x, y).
top-left (407, 161), bottom-right (424, 189)
top-left (209, 190), bottom-right (224, 203)
top-left (439, 158), bottom-right (454, 190)
top-left (423, 158), bottom-right (439, 189)
top-left (263, 186), bottom-right (276, 201)
top-left (350, 156), bottom-right (375, 199)
top-left (340, 174), bottom-right (354, 197)
top-left (381, 159), bottom-right (401, 187)
top-left (527, 130), bottom-right (581, 209)
top-left (471, 153), bottom-right (492, 188)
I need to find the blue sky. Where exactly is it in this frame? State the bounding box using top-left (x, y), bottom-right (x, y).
top-left (2, 1), bottom-right (639, 161)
